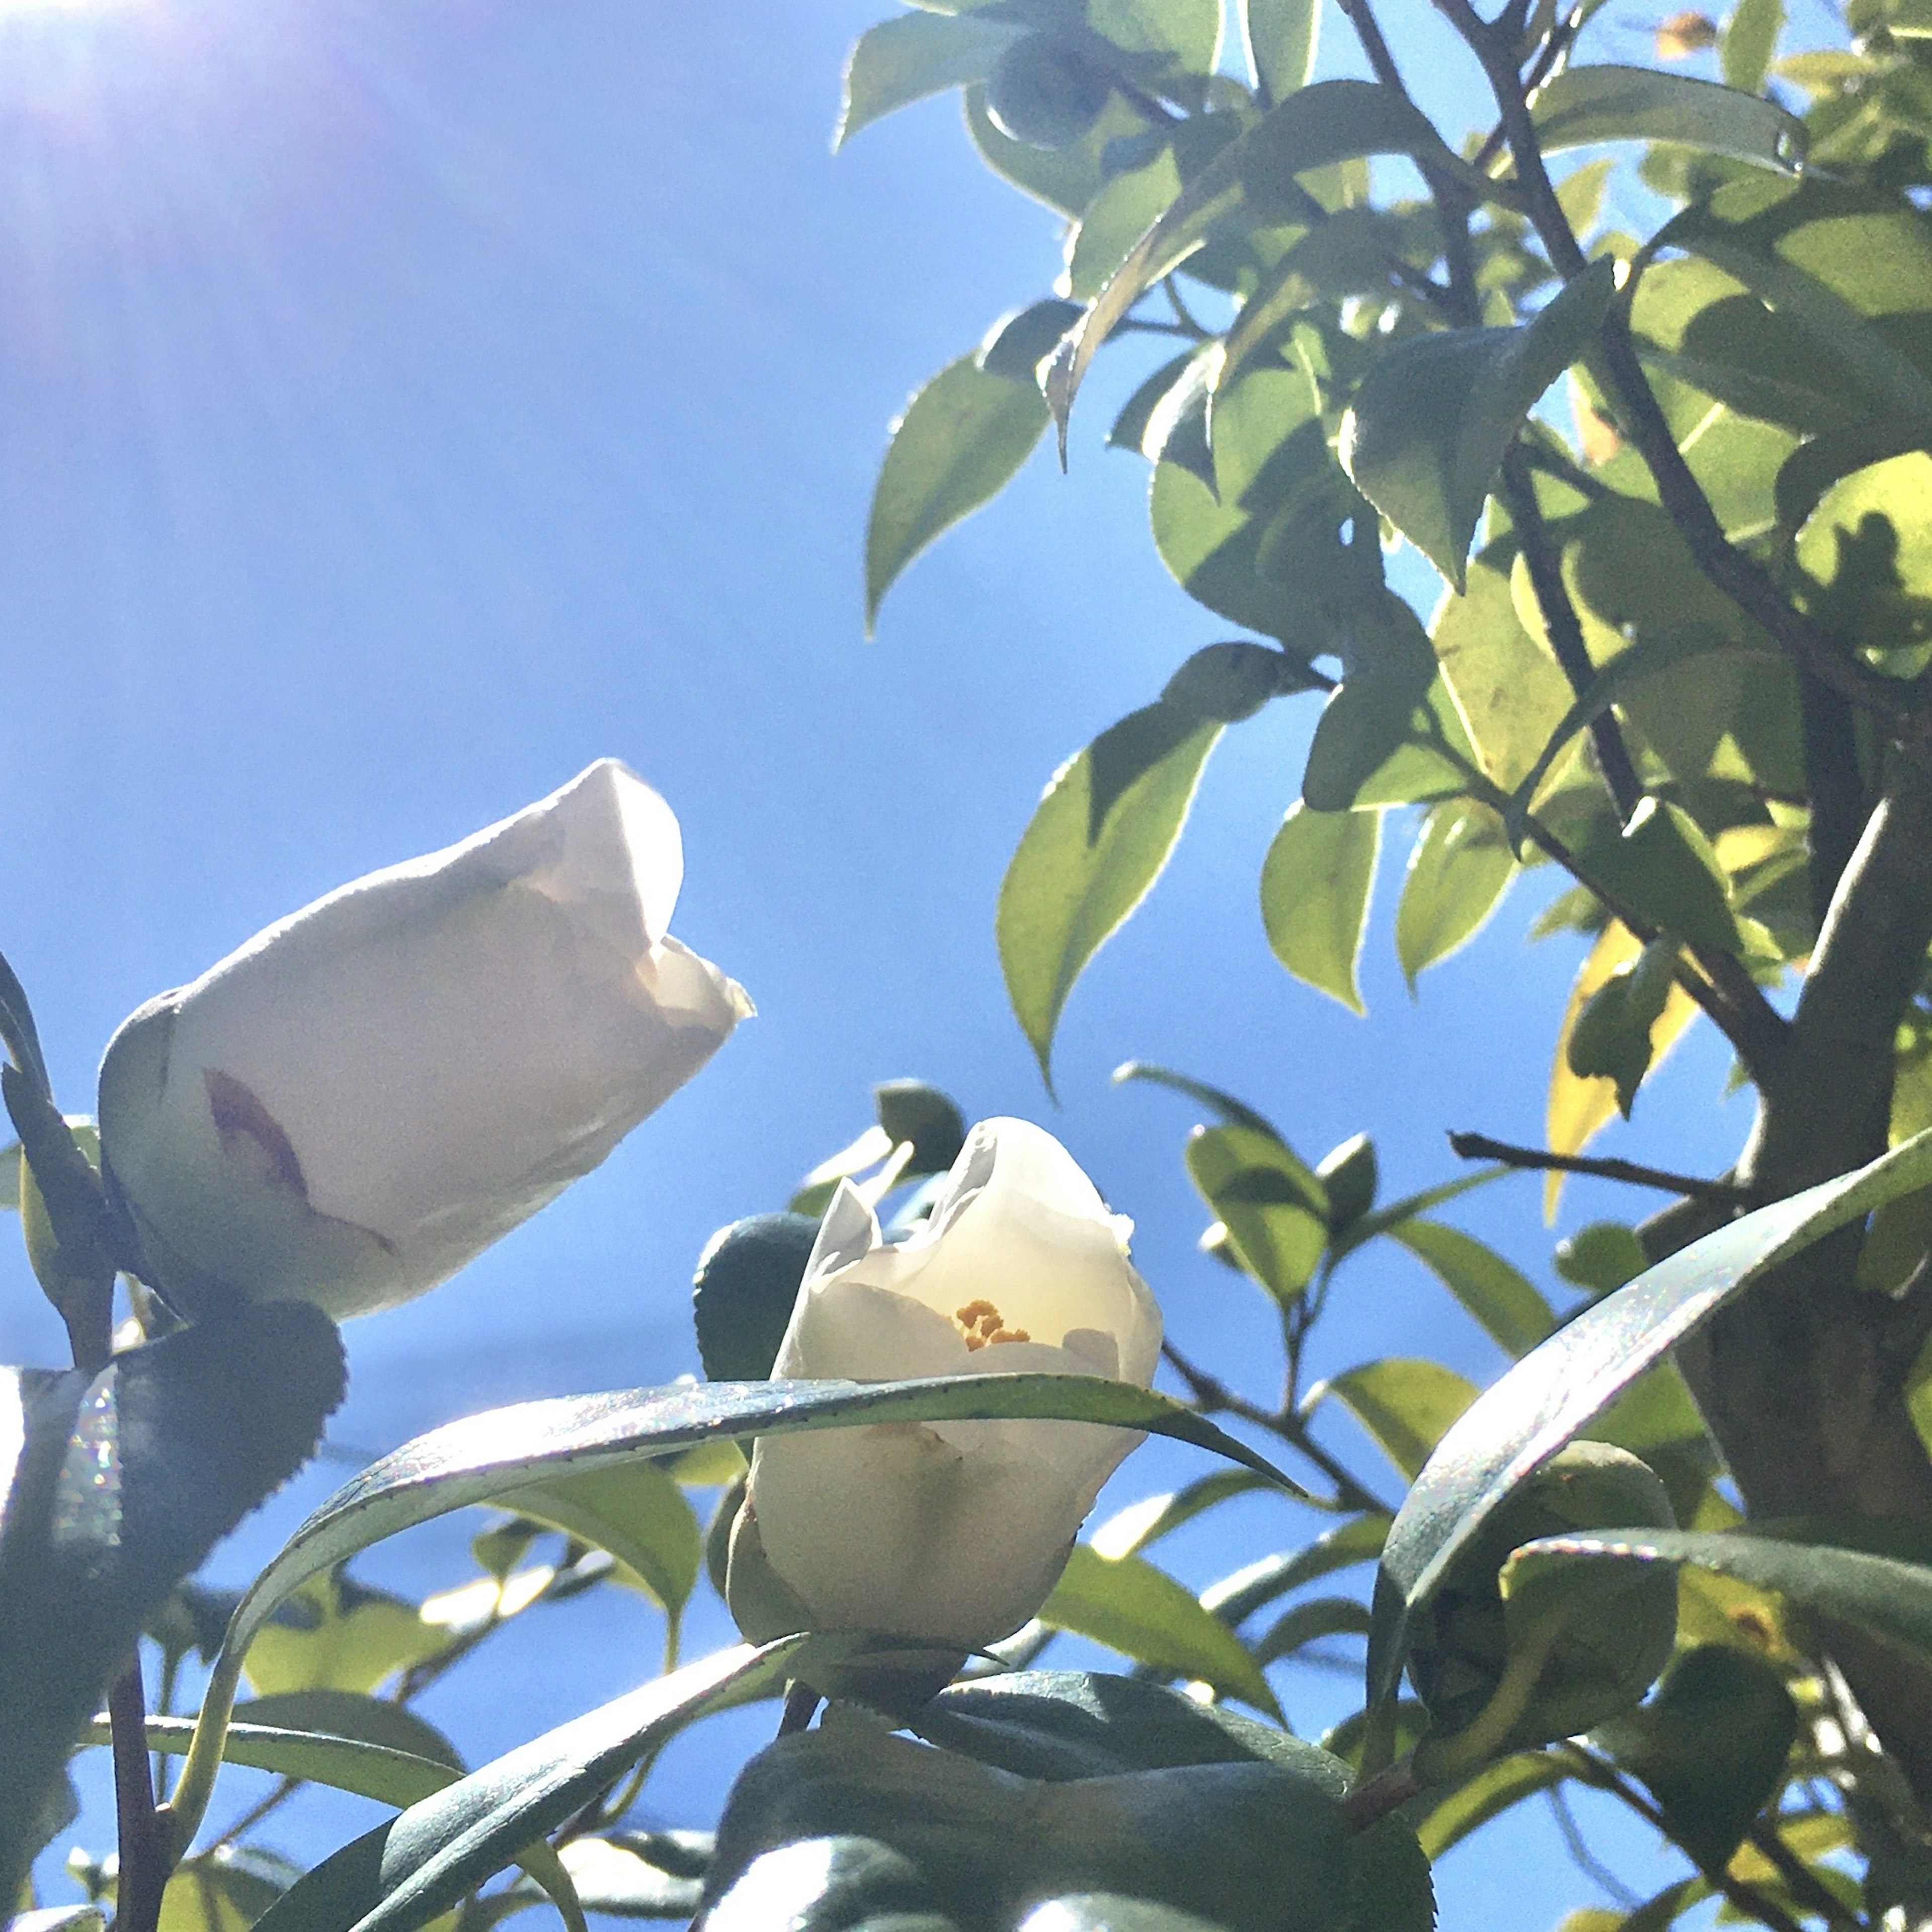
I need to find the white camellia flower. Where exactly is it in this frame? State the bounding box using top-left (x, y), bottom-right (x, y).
top-left (98, 758), bottom-right (750, 1322)
top-left (741, 1117), bottom-right (1162, 1650)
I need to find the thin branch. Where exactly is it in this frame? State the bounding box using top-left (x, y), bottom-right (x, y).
top-left (111, 1661), bottom-right (168, 1932)
top-left (1499, 446), bottom-right (1643, 823)
top-left (1447, 1131), bottom-right (1750, 1205)
top-left (1160, 1338), bottom-right (1395, 1517)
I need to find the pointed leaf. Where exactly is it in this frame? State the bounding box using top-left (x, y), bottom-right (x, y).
top-left (1260, 803), bottom-right (1381, 1013)
top-left (1039, 1544), bottom-right (1284, 1716)
top-left (1340, 261), bottom-right (1616, 588)
top-left (867, 351), bottom-right (1049, 631)
top-left (1370, 1126), bottom-right (1932, 1706)
top-left (999, 705), bottom-right (1221, 1084)
top-left (1530, 65), bottom-right (1804, 168)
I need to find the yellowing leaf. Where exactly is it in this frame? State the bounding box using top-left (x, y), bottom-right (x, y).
top-left (1546, 922), bottom-right (1701, 1218)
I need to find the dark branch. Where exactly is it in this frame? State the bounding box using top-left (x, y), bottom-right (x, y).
top-left (1447, 1131), bottom-right (1750, 1205)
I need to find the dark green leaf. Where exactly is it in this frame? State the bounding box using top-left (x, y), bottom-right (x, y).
top-left (866, 351), bottom-right (1049, 632)
top-left (1391, 1220), bottom-right (1557, 1357)
top-left (1395, 800), bottom-right (1516, 990)
top-left (1530, 65), bottom-right (1805, 168)
top-left (1259, 804), bottom-right (1381, 1013)
top-left (999, 703), bottom-right (1222, 1085)
top-left (1240, 0), bottom-right (1320, 101)
top-left (1593, 1645), bottom-right (1797, 1872)
top-left (1370, 1125), bottom-right (1932, 1708)
top-left (0, 1304), bottom-right (345, 1901)
top-left (1339, 261), bottom-right (1616, 588)
top-left (836, 12), bottom-right (1019, 147)
top-left (1311, 1359), bottom-right (1478, 1481)
top-left (251, 1642), bottom-right (802, 1932)
top-left (693, 1214), bottom-right (820, 1383)
top-left (1185, 1124), bottom-right (1329, 1306)
top-left (1040, 1544), bottom-right (1284, 1715)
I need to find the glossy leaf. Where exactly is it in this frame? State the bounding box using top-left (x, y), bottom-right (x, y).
top-left (1045, 80), bottom-right (1467, 439)
top-left (1259, 803), bottom-right (1381, 1013)
top-left (866, 350), bottom-right (1049, 632)
top-left (251, 1642), bottom-right (801, 1932)
top-left (1185, 1124), bottom-right (1328, 1306)
top-left (1310, 1359), bottom-right (1479, 1481)
top-left (1391, 1220), bottom-right (1557, 1358)
top-left (999, 701), bottom-right (1224, 1085)
top-left (1530, 64), bottom-right (1805, 168)
top-left (0, 1303), bottom-right (345, 1902)
top-left (166, 1369), bottom-right (1307, 1847)
top-left (1040, 1544), bottom-right (1284, 1716)
top-left (1241, 0), bottom-right (1320, 100)
top-left (836, 12), bottom-right (1018, 147)
top-left (1340, 260), bottom-right (1616, 588)
top-left (1396, 801), bottom-right (1516, 990)
top-left (1370, 1125), bottom-right (1932, 1705)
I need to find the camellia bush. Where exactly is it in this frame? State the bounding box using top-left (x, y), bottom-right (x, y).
top-left (7, 0), bottom-right (1932, 1926)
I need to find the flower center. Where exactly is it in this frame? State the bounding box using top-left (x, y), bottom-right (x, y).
top-left (954, 1298), bottom-right (1031, 1350)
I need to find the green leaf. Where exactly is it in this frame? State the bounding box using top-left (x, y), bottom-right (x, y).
top-left (250, 1642), bottom-right (803, 1932)
top-left (1201, 1515), bottom-right (1392, 1628)
top-left (998, 703), bottom-right (1221, 1085)
top-left (1721, 0), bottom-right (1784, 88)
top-left (1390, 1220), bottom-right (1557, 1358)
top-left (1653, 180), bottom-right (1932, 440)
top-left (1240, 0), bottom-right (1320, 101)
top-left (917, 1669), bottom-right (1349, 1784)
top-left (501, 1462), bottom-right (701, 1616)
top-left (693, 1213), bottom-right (820, 1382)
top-left (1259, 803), bottom-right (1381, 1013)
top-left (1089, 1471), bottom-right (1274, 1560)
top-left (1185, 1124), bottom-right (1329, 1306)
top-left (1110, 1062), bottom-right (1280, 1137)
top-left (83, 1706), bottom-right (458, 1809)
top-left (1339, 260), bottom-right (1616, 588)
top-left (0, 1304), bottom-right (345, 1902)
top-left (1530, 65), bottom-right (1805, 168)
top-left (1416, 1751), bottom-right (1564, 1859)
top-left (1045, 80), bottom-right (1472, 439)
top-left (1041, 1545), bottom-right (1283, 1716)
top-left (1310, 1359), bottom-right (1479, 1481)
top-left (836, 12), bottom-right (1018, 147)
top-left (242, 1569), bottom-right (445, 1699)
top-left (1395, 800), bottom-right (1516, 990)
top-left (165, 1369), bottom-right (1312, 1849)
top-left (866, 350), bottom-right (1049, 632)
top-left (1369, 1125), bottom-right (1932, 1708)
top-left (1593, 1645), bottom-right (1797, 1873)
top-left (1301, 595), bottom-right (1440, 812)
top-left (1432, 545), bottom-right (1576, 795)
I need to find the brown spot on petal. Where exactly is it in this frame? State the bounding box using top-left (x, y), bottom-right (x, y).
top-left (204, 1070), bottom-right (310, 1201)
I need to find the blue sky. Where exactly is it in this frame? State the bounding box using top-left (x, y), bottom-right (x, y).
top-left (0, 0), bottom-right (1762, 1921)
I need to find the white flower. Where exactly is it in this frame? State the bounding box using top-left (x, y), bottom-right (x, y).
top-left (98, 759), bottom-right (750, 1322)
top-left (741, 1117), bottom-right (1161, 1649)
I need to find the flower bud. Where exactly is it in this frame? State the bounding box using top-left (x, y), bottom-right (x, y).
top-left (741, 1118), bottom-right (1162, 1651)
top-left (98, 760), bottom-right (749, 1322)
top-left (1409, 1440), bottom-right (1677, 1754)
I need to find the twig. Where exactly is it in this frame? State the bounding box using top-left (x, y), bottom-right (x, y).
top-left (1499, 446), bottom-right (1643, 823)
top-left (1446, 1131), bottom-right (1750, 1205)
top-left (1548, 1783), bottom-right (1642, 1909)
top-left (111, 1662), bottom-right (168, 1932)
top-left (1161, 1339), bottom-right (1394, 1516)
top-left (777, 1684), bottom-right (822, 1736)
